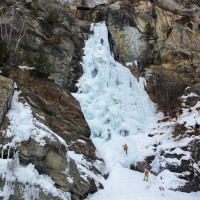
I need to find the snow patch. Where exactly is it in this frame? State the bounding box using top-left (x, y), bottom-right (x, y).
top-left (18, 66), bottom-right (34, 70)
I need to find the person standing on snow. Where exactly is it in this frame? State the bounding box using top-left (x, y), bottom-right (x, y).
top-left (100, 38), bottom-right (104, 45)
top-left (143, 169), bottom-right (149, 181)
top-left (123, 144), bottom-right (128, 155)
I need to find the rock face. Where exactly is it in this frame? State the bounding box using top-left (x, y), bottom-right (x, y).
top-left (18, 138), bottom-right (79, 194)
top-left (0, 0), bottom-right (90, 86)
top-left (0, 68), bottom-right (106, 199)
top-left (0, 0), bottom-right (106, 199)
top-left (0, 75), bottom-right (14, 125)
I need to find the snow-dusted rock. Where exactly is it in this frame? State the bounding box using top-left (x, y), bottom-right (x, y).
top-left (0, 69), bottom-right (107, 199)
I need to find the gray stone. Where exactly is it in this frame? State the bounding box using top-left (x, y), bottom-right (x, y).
top-left (0, 75), bottom-right (14, 125)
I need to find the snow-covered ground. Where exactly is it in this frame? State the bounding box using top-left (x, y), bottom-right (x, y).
top-left (73, 22), bottom-right (200, 200)
top-left (87, 165), bottom-right (200, 200)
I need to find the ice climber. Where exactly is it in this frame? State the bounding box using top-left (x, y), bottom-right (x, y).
top-left (123, 144), bottom-right (128, 155)
top-left (100, 38), bottom-right (104, 45)
top-left (143, 170), bottom-right (149, 181)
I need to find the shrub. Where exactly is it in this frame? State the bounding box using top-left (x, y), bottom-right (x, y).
top-left (45, 11), bottom-right (60, 26)
top-left (24, 43), bottom-right (49, 77)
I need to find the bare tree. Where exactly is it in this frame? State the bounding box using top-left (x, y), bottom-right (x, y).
top-left (0, 5), bottom-right (27, 66)
top-left (7, 7), bottom-right (15, 48)
top-left (0, 7), bottom-right (15, 47)
top-left (14, 22), bottom-right (26, 54)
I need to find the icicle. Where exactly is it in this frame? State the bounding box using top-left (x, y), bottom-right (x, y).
top-left (2, 148), bottom-right (4, 159)
top-left (134, 60), bottom-right (138, 67)
top-left (153, 73), bottom-right (157, 86)
top-left (7, 147), bottom-right (11, 159)
top-left (151, 154), bottom-right (160, 175)
top-left (13, 151), bottom-right (20, 168)
top-left (3, 180), bottom-right (14, 200)
top-left (20, 184), bottom-right (39, 200)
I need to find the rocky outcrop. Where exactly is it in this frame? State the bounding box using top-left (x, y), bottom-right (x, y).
top-left (18, 137), bottom-right (102, 199)
top-left (0, 75), bottom-right (14, 125)
top-left (0, 0), bottom-right (90, 86)
top-left (0, 68), bottom-right (106, 199)
top-left (0, 0), bottom-right (107, 198)
top-left (18, 138), bottom-right (87, 195)
top-left (8, 68), bottom-right (91, 143)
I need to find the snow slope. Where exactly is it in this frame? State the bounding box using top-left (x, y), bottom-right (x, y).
top-left (73, 22), bottom-right (200, 200)
top-left (87, 164), bottom-right (200, 200)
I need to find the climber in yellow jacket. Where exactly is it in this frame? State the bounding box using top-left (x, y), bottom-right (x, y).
top-left (143, 170), bottom-right (149, 181)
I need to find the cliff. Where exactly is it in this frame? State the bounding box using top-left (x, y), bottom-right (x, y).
top-left (0, 0), bottom-right (199, 199)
